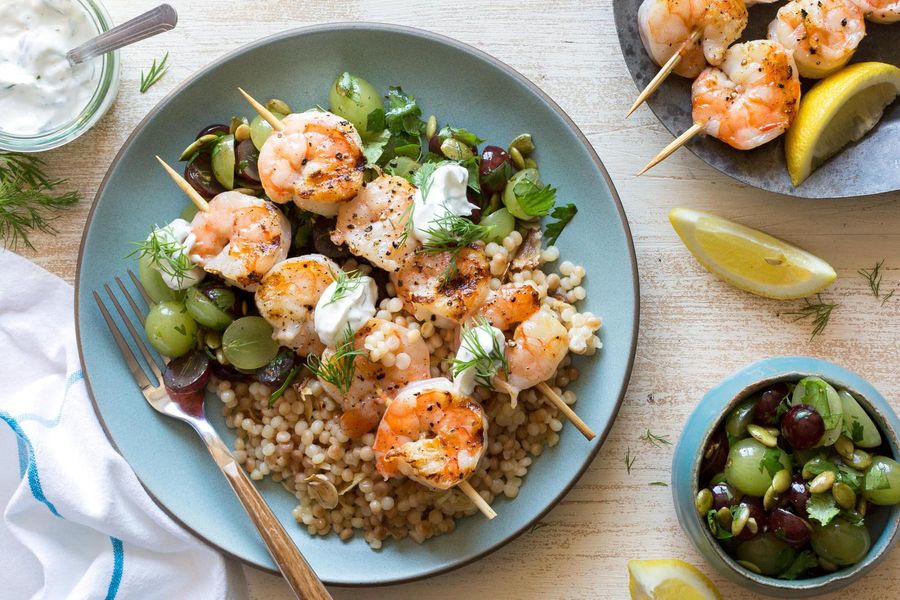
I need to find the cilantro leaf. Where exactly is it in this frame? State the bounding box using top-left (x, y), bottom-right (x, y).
top-left (544, 203), bottom-right (577, 246)
top-left (806, 493), bottom-right (841, 526)
top-left (849, 419), bottom-right (865, 444)
top-left (514, 180), bottom-right (556, 218)
top-left (384, 87), bottom-right (425, 136)
top-left (866, 462), bottom-right (892, 491)
top-left (836, 461), bottom-right (862, 493)
top-left (460, 156), bottom-right (481, 194)
top-left (706, 509), bottom-right (733, 540)
top-left (366, 108), bottom-right (385, 133)
top-left (839, 509), bottom-right (865, 526)
top-left (438, 125), bottom-right (484, 147)
top-left (363, 129), bottom-right (391, 164)
top-left (759, 448), bottom-right (785, 478)
top-left (335, 72), bottom-right (361, 102)
top-left (778, 551), bottom-right (819, 580)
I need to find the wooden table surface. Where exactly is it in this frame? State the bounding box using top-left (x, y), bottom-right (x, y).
top-left (15, 0), bottom-right (900, 598)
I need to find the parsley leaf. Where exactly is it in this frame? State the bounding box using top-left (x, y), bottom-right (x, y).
top-left (759, 448), bottom-right (785, 478)
top-left (438, 125), bottom-right (484, 148)
top-left (384, 87), bottom-right (425, 136)
top-left (806, 493), bottom-right (841, 526)
top-left (544, 203), bottom-right (577, 246)
top-left (363, 129), bottom-right (391, 165)
top-left (513, 178), bottom-right (556, 218)
top-left (836, 461), bottom-right (862, 493)
top-left (778, 550), bottom-right (818, 580)
top-left (866, 463), bottom-right (892, 491)
top-left (366, 108), bottom-right (385, 133)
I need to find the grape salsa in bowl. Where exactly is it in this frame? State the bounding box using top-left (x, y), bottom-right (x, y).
top-left (672, 357), bottom-right (900, 598)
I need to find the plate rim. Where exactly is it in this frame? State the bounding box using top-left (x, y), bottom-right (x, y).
top-left (74, 21), bottom-right (640, 586)
top-left (611, 1), bottom-right (899, 200)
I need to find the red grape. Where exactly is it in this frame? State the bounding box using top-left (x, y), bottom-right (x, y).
top-left (163, 350), bottom-right (210, 415)
top-left (700, 428), bottom-right (729, 482)
top-left (711, 482), bottom-right (739, 511)
top-left (768, 508), bottom-right (812, 547)
top-left (786, 475), bottom-right (811, 516)
top-left (479, 146), bottom-right (513, 195)
top-left (184, 154), bottom-right (225, 198)
top-left (736, 496), bottom-right (765, 541)
top-left (755, 383), bottom-right (788, 425)
top-left (781, 404), bottom-right (825, 449)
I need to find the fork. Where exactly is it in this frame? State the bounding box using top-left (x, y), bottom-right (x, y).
top-left (94, 271), bottom-right (332, 600)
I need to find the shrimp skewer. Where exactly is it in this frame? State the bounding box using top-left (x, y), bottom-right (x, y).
top-left (850, 0), bottom-right (900, 23)
top-left (373, 378), bottom-right (496, 519)
top-left (638, 40), bottom-right (801, 175)
top-left (628, 0), bottom-right (749, 117)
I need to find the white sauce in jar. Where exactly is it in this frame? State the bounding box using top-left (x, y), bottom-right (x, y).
top-left (411, 164), bottom-right (479, 244)
top-left (0, 0), bottom-right (102, 136)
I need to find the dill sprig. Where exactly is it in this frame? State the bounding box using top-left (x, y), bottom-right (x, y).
top-left (625, 447), bottom-right (636, 475)
top-left (325, 268), bottom-right (364, 306)
top-left (784, 294), bottom-right (838, 341)
top-left (882, 289), bottom-right (896, 307)
top-left (858, 260), bottom-right (885, 299)
top-left (126, 225), bottom-right (195, 286)
top-left (305, 325), bottom-right (364, 393)
top-left (0, 153), bottom-right (80, 250)
top-left (419, 212), bottom-right (490, 284)
top-left (640, 430), bottom-right (672, 448)
top-left (140, 52), bottom-right (169, 93)
top-left (450, 316), bottom-right (508, 388)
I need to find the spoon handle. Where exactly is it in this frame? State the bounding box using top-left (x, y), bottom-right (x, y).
top-left (67, 4), bottom-right (178, 65)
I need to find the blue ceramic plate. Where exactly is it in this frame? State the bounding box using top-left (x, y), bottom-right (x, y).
top-left (614, 1), bottom-right (900, 198)
top-left (75, 24), bottom-right (639, 586)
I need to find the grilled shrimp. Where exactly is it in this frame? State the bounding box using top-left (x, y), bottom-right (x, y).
top-left (373, 377), bottom-right (487, 491)
top-left (330, 175), bottom-right (416, 272)
top-left (768, 0), bottom-right (866, 79)
top-left (254, 254), bottom-right (338, 356)
top-left (189, 191), bottom-right (291, 291)
top-left (257, 110), bottom-right (365, 216)
top-left (637, 0), bottom-right (749, 78)
top-left (393, 247), bottom-right (491, 324)
top-left (692, 40), bottom-right (801, 150)
top-left (502, 308), bottom-right (570, 406)
top-left (850, 0), bottom-right (900, 22)
top-left (477, 283), bottom-right (541, 331)
top-left (320, 318), bottom-right (430, 439)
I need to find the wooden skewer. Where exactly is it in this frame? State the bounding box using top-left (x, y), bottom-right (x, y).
top-left (155, 155), bottom-right (209, 212)
top-left (636, 122), bottom-right (705, 176)
top-left (237, 87), bottom-right (284, 132)
top-left (458, 480), bottom-right (497, 520)
top-left (626, 29), bottom-right (702, 118)
top-left (536, 382), bottom-right (596, 441)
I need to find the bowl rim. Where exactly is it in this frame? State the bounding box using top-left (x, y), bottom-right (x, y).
top-left (73, 21), bottom-right (640, 585)
top-left (673, 356), bottom-right (900, 596)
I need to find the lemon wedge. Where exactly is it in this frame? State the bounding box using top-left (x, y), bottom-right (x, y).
top-left (669, 208), bottom-right (836, 300)
top-left (628, 559), bottom-right (723, 600)
top-left (786, 62), bottom-right (900, 186)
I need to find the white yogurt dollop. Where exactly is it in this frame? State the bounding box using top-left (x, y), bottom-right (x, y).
top-left (0, 0), bottom-right (102, 135)
top-left (150, 219), bottom-right (205, 290)
top-left (411, 164), bottom-right (479, 244)
top-left (314, 275), bottom-right (378, 347)
top-left (453, 323), bottom-right (506, 395)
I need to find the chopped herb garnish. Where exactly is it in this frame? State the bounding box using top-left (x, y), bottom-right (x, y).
top-left (858, 259), bottom-right (885, 298)
top-left (866, 463), bottom-right (892, 491)
top-left (806, 493), bottom-right (840, 526)
top-left (437, 125), bottom-right (484, 148)
top-left (544, 203), bottom-right (577, 246)
top-left (512, 178), bottom-right (556, 218)
top-left (268, 365), bottom-right (300, 408)
top-left (325, 268), bottom-right (364, 306)
top-left (625, 447), bottom-right (636, 474)
top-left (335, 72), bottom-right (361, 102)
top-left (778, 550), bottom-right (818, 580)
top-left (850, 420), bottom-right (865, 444)
top-left (784, 295), bottom-right (838, 341)
top-left (759, 447), bottom-right (785, 478)
top-left (140, 52), bottom-right (169, 93)
top-left (126, 224), bottom-right (195, 286)
top-left (640, 430), bottom-right (672, 447)
top-left (450, 316), bottom-right (508, 388)
top-left (305, 325), bottom-right (364, 394)
top-left (419, 212), bottom-right (490, 285)
top-left (0, 153), bottom-right (80, 250)
top-left (529, 521), bottom-right (549, 534)
top-left (706, 509), bottom-right (734, 540)
top-left (648, 481), bottom-right (669, 487)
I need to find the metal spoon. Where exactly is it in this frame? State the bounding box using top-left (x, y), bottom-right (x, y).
top-left (67, 4), bottom-right (178, 65)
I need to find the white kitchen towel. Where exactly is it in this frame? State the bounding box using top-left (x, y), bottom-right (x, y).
top-left (0, 250), bottom-right (248, 600)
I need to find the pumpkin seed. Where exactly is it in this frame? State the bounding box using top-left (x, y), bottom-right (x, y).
top-left (205, 330), bottom-right (221, 350)
top-left (834, 435), bottom-right (855, 460)
top-left (509, 146), bottom-right (526, 170)
top-left (440, 138), bottom-right (474, 161)
top-left (809, 470), bottom-right (836, 494)
top-left (695, 488), bottom-right (713, 516)
top-left (746, 517), bottom-right (759, 535)
top-left (215, 348), bottom-right (227, 365)
top-left (179, 133), bottom-right (221, 161)
top-left (765, 427), bottom-right (780, 437)
top-left (731, 504), bottom-right (750, 537)
top-left (832, 481), bottom-right (856, 509)
top-left (425, 115), bottom-right (437, 140)
top-left (234, 123), bottom-right (251, 143)
top-left (716, 506), bottom-right (733, 529)
top-left (229, 116), bottom-right (248, 134)
top-left (772, 469), bottom-right (792, 494)
top-left (509, 133), bottom-right (535, 156)
top-left (763, 485), bottom-right (780, 511)
top-left (524, 158), bottom-right (538, 170)
top-left (737, 560), bottom-right (762, 574)
top-left (266, 98), bottom-right (292, 115)
top-left (747, 424), bottom-right (778, 447)
top-left (305, 474), bottom-right (339, 509)
top-left (848, 449), bottom-right (873, 470)
top-left (857, 497), bottom-right (868, 516)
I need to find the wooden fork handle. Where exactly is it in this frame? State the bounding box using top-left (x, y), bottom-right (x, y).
top-left (197, 423), bottom-right (332, 600)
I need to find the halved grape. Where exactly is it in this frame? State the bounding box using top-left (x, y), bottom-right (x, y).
top-left (163, 350), bottom-right (210, 410)
top-left (502, 168), bottom-right (541, 220)
top-left (184, 154), bottom-right (226, 198)
top-left (839, 390), bottom-right (882, 448)
top-left (736, 533), bottom-right (796, 576)
top-left (811, 518), bottom-right (871, 565)
top-left (725, 398), bottom-right (756, 441)
top-left (144, 301), bottom-right (198, 358)
top-left (480, 208), bottom-right (515, 244)
top-left (250, 112), bottom-right (286, 150)
top-left (328, 72), bottom-right (382, 139)
top-left (256, 347), bottom-right (296, 388)
top-left (725, 438), bottom-right (792, 496)
top-left (222, 316), bottom-right (279, 370)
top-left (863, 456), bottom-right (900, 505)
top-left (185, 286), bottom-right (234, 331)
top-left (138, 252), bottom-right (178, 303)
top-left (211, 134), bottom-right (235, 190)
top-left (235, 139), bottom-right (260, 182)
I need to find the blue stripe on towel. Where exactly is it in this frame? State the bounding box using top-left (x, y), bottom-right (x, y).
top-left (16, 369), bottom-right (84, 428)
top-left (105, 537), bottom-right (124, 600)
top-left (0, 411), bottom-right (60, 517)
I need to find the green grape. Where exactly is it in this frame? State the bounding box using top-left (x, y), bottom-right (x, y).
top-left (725, 438), bottom-right (791, 496)
top-left (839, 390), bottom-right (882, 448)
top-left (480, 208), bottom-right (515, 244)
top-left (863, 456), bottom-right (900, 505)
top-left (811, 518), bottom-right (871, 565)
top-left (328, 72), bottom-right (383, 139)
top-left (222, 316), bottom-right (279, 370)
top-left (144, 301), bottom-right (197, 358)
top-left (736, 533), bottom-right (797, 576)
top-left (725, 398), bottom-right (756, 441)
top-left (502, 168), bottom-right (541, 220)
top-left (250, 112), bottom-right (286, 150)
top-left (211, 134), bottom-right (235, 190)
top-left (138, 253), bottom-right (178, 303)
top-left (185, 286), bottom-right (234, 331)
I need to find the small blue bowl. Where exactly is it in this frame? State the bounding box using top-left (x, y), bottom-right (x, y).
top-left (672, 357), bottom-right (900, 597)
